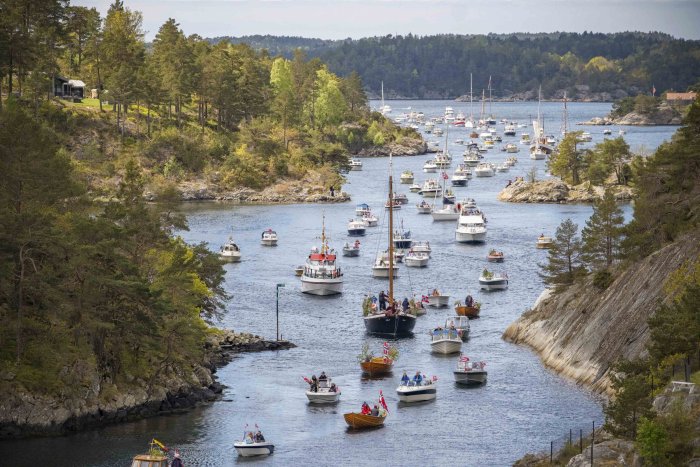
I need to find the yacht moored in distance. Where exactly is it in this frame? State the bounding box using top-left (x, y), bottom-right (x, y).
top-left (455, 205), bottom-right (487, 243)
top-left (347, 219), bottom-right (367, 236)
top-left (260, 229), bottom-right (278, 246)
top-left (349, 159), bottom-right (363, 170)
top-left (220, 236), bottom-right (242, 262)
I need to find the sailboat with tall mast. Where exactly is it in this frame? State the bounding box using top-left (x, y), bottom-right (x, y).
top-left (530, 85), bottom-right (553, 160)
top-left (380, 81), bottom-right (391, 115)
top-left (486, 76), bottom-right (497, 125)
top-left (364, 154), bottom-right (417, 337)
top-left (465, 73), bottom-right (475, 128)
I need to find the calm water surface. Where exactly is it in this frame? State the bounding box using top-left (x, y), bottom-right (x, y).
top-left (2, 102), bottom-right (677, 466)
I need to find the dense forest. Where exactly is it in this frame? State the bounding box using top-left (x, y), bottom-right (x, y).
top-left (216, 33), bottom-right (700, 100)
top-left (0, 0), bottom-right (414, 404)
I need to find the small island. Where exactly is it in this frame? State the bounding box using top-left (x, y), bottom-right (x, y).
top-left (580, 92), bottom-right (695, 126)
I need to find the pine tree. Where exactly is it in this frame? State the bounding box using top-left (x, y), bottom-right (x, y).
top-left (581, 188), bottom-right (625, 270)
top-left (538, 218), bottom-right (584, 288)
top-left (548, 131), bottom-right (586, 185)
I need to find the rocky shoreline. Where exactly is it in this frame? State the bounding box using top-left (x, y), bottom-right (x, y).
top-left (0, 330), bottom-right (294, 439)
top-left (578, 101), bottom-right (683, 126)
top-left (497, 179), bottom-right (634, 204)
top-left (353, 137), bottom-right (427, 158)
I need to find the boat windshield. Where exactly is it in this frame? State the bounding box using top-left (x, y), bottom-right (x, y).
top-left (431, 329), bottom-right (460, 341)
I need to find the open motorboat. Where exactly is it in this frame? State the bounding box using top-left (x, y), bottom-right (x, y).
top-left (343, 240), bottom-right (361, 257)
top-left (431, 205), bottom-right (460, 221)
top-left (430, 328), bottom-right (462, 354)
top-left (487, 249), bottom-right (505, 262)
top-left (404, 250), bottom-right (429, 267)
top-left (349, 158), bottom-right (363, 171)
top-left (537, 235), bottom-right (554, 249)
top-left (505, 156), bottom-right (518, 166)
top-left (355, 203), bottom-right (371, 216)
top-left (396, 375), bottom-right (437, 402)
top-left (416, 200), bottom-right (432, 214)
top-left (454, 298), bottom-right (481, 319)
top-left (344, 393), bottom-right (388, 429)
top-left (362, 212), bottom-right (378, 227)
top-left (474, 163), bottom-right (495, 177)
top-left (520, 133), bottom-right (531, 145)
top-left (411, 241), bottom-right (431, 256)
top-left (419, 178), bottom-right (442, 198)
top-left (454, 356), bottom-right (487, 386)
top-left (445, 316), bottom-right (470, 341)
top-left (409, 183), bottom-right (422, 193)
top-left (400, 170), bottom-right (414, 184)
top-left (505, 143), bottom-right (519, 153)
top-left (434, 154), bottom-right (451, 168)
top-left (393, 193), bottom-right (409, 205)
top-left (479, 269), bottom-right (508, 291)
top-left (393, 225), bottom-right (412, 249)
top-left (451, 172), bottom-right (468, 187)
top-left (455, 163), bottom-right (473, 178)
top-left (385, 200), bottom-right (401, 210)
top-left (455, 205), bottom-right (487, 243)
top-left (496, 163), bottom-right (510, 173)
top-left (260, 229), bottom-right (278, 246)
top-left (347, 219), bottom-right (367, 237)
top-left (425, 290), bottom-right (449, 307)
top-left (463, 152), bottom-right (481, 167)
top-left (372, 251), bottom-right (399, 278)
top-left (304, 375), bottom-right (341, 404)
top-left (234, 431), bottom-right (274, 457)
top-left (220, 236), bottom-right (242, 262)
top-left (300, 218), bottom-right (343, 295)
top-left (423, 160), bottom-right (438, 173)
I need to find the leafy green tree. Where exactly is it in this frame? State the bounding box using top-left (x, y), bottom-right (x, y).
top-left (270, 57), bottom-right (297, 146)
top-left (64, 6), bottom-right (101, 75)
top-left (635, 417), bottom-right (670, 466)
top-left (312, 67), bottom-right (348, 128)
top-left (581, 189), bottom-right (625, 270)
top-left (548, 131), bottom-right (585, 184)
top-left (341, 71), bottom-right (368, 116)
top-left (538, 218), bottom-right (585, 288)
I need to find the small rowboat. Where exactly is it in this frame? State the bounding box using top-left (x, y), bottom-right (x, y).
top-left (360, 357), bottom-right (393, 375)
top-left (455, 304), bottom-right (480, 319)
top-left (343, 412), bottom-right (386, 430)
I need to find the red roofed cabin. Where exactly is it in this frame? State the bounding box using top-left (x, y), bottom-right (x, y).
top-left (665, 92), bottom-right (697, 107)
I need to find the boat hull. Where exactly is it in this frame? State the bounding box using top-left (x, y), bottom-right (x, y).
top-left (455, 305), bottom-right (480, 319)
top-left (343, 248), bottom-right (360, 257)
top-left (455, 230), bottom-right (486, 243)
top-left (431, 339), bottom-right (462, 354)
top-left (360, 358), bottom-right (393, 375)
top-left (220, 253), bottom-right (241, 262)
top-left (300, 277), bottom-right (343, 295)
top-left (487, 255), bottom-right (504, 262)
top-left (364, 314), bottom-right (416, 337)
top-left (400, 177), bottom-right (414, 184)
top-left (306, 390), bottom-right (341, 404)
top-left (431, 212), bottom-right (460, 221)
top-left (396, 385), bottom-right (437, 402)
top-left (420, 190), bottom-right (441, 198)
top-left (405, 257), bottom-right (428, 267)
top-left (479, 279), bottom-right (508, 291)
top-left (261, 240), bottom-right (277, 246)
top-left (372, 266), bottom-right (399, 278)
top-left (454, 370), bottom-right (487, 386)
top-left (234, 442), bottom-right (275, 457)
top-left (343, 413), bottom-right (386, 430)
top-left (347, 228), bottom-right (366, 237)
top-left (451, 179), bottom-right (468, 187)
top-left (426, 295), bottom-right (449, 307)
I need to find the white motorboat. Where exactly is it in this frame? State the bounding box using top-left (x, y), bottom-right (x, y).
top-left (520, 133), bottom-right (531, 145)
top-left (434, 154), bottom-right (451, 168)
top-left (431, 205), bottom-right (460, 221)
top-left (454, 163), bottom-right (473, 178)
top-left (393, 226), bottom-right (412, 249)
top-left (425, 292), bottom-right (449, 307)
top-left (603, 128), bottom-right (612, 135)
top-left (411, 241), bottom-right (431, 255)
top-left (423, 160), bottom-right (438, 173)
top-left (393, 193), bottom-right (409, 205)
top-left (453, 356), bottom-right (487, 385)
top-left (362, 212), bottom-right (378, 227)
top-left (455, 206), bottom-right (487, 243)
top-left (260, 229), bottom-right (278, 246)
top-left (220, 236), bottom-right (242, 262)
top-left (419, 179), bottom-right (442, 198)
top-left (385, 200), bottom-right (401, 210)
top-left (460, 198), bottom-right (477, 209)
top-left (234, 439), bottom-right (274, 457)
top-left (347, 219), bottom-right (366, 237)
top-left (305, 377), bottom-right (341, 404)
top-left (372, 251), bottom-right (399, 278)
top-left (430, 328), bottom-right (462, 354)
top-left (496, 163), bottom-right (509, 173)
top-left (619, 129), bottom-right (626, 136)
top-left (349, 158), bottom-right (363, 171)
top-left (451, 172), bottom-right (468, 186)
top-left (416, 200), bottom-right (432, 214)
top-left (463, 153), bottom-right (481, 167)
top-left (396, 378), bottom-right (437, 402)
top-left (355, 203), bottom-right (371, 216)
top-left (536, 235), bottom-right (554, 249)
top-left (400, 170), bottom-right (414, 184)
top-left (300, 218), bottom-right (343, 296)
top-left (578, 131), bottom-right (593, 142)
top-left (505, 143), bottom-right (519, 153)
top-left (405, 250), bottom-right (429, 267)
top-left (530, 147), bottom-right (547, 160)
top-left (479, 269), bottom-right (508, 291)
top-left (444, 106), bottom-right (455, 122)
top-left (504, 124), bottom-right (516, 136)
top-left (409, 183), bottom-right (422, 193)
top-left (445, 316), bottom-right (470, 341)
top-left (474, 163), bottom-right (495, 177)
top-left (505, 156), bottom-right (518, 166)
top-left (343, 240), bottom-right (361, 257)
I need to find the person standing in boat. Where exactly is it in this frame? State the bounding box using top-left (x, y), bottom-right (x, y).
top-left (171, 450), bottom-right (184, 467)
top-left (465, 295), bottom-right (474, 307)
top-left (378, 291), bottom-right (387, 311)
top-left (402, 297), bottom-right (410, 312)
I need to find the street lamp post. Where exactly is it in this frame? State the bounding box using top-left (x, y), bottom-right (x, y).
top-left (276, 283), bottom-right (285, 341)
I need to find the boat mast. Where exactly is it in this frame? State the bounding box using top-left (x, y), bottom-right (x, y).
top-left (562, 91), bottom-right (568, 136)
top-left (488, 75), bottom-right (492, 118)
top-left (381, 81), bottom-right (385, 113)
top-left (321, 213), bottom-right (327, 254)
top-left (480, 90), bottom-right (485, 122)
top-left (469, 73), bottom-right (473, 122)
top-left (388, 152), bottom-right (394, 304)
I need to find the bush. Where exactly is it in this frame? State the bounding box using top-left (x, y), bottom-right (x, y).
top-left (593, 269), bottom-right (613, 290)
top-left (636, 417), bottom-right (670, 466)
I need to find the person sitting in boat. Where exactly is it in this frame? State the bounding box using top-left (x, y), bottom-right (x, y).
top-left (329, 383), bottom-right (337, 393)
top-left (432, 288), bottom-right (439, 296)
top-left (371, 405), bottom-right (379, 416)
top-left (254, 430), bottom-right (265, 443)
top-left (402, 297), bottom-right (410, 312)
top-left (401, 371), bottom-right (410, 385)
top-left (245, 432), bottom-right (254, 444)
top-left (361, 402), bottom-right (371, 415)
top-left (413, 371), bottom-right (423, 386)
top-left (465, 295), bottom-right (474, 307)
top-left (354, 239), bottom-right (360, 248)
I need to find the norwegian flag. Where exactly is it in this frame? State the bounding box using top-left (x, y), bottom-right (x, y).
top-left (379, 390), bottom-right (389, 413)
top-left (432, 375), bottom-right (439, 382)
top-left (441, 171), bottom-right (449, 180)
top-left (383, 342), bottom-right (390, 349)
top-left (460, 355), bottom-right (470, 362)
top-left (302, 376), bottom-right (311, 384)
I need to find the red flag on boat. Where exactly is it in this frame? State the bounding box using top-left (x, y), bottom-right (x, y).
top-left (432, 375), bottom-right (439, 381)
top-left (379, 390), bottom-right (389, 413)
top-left (383, 342), bottom-right (390, 349)
top-left (442, 171), bottom-right (449, 180)
top-left (302, 376), bottom-right (311, 383)
top-left (460, 355), bottom-right (470, 362)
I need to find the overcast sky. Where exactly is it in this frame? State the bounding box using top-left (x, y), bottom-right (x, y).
top-left (75, 0), bottom-right (700, 41)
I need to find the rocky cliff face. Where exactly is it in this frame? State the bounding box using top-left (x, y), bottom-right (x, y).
top-left (0, 330), bottom-right (294, 438)
top-left (579, 101), bottom-right (684, 126)
top-left (497, 179), bottom-right (634, 204)
top-left (354, 137), bottom-right (427, 157)
top-left (502, 233), bottom-right (700, 395)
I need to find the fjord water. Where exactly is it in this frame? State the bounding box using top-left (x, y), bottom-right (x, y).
top-left (3, 102), bottom-right (677, 466)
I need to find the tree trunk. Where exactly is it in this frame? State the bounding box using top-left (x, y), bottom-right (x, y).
top-left (7, 46), bottom-right (13, 96)
top-left (15, 245), bottom-right (25, 364)
top-left (177, 96), bottom-right (181, 127)
top-left (147, 103), bottom-right (151, 137)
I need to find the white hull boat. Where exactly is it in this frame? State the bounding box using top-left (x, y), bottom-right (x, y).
top-left (416, 202), bottom-right (432, 214)
top-left (372, 252), bottom-right (399, 278)
top-left (455, 206), bottom-right (487, 243)
top-left (409, 184), bottom-right (422, 193)
top-left (396, 382), bottom-right (437, 403)
top-left (220, 237), bottom-right (242, 262)
top-left (347, 219), bottom-right (367, 237)
top-left (431, 206), bottom-right (460, 221)
top-left (455, 229), bottom-right (486, 242)
top-left (300, 276), bottom-right (343, 295)
top-left (234, 442), bottom-right (274, 457)
top-left (306, 379), bottom-right (341, 404)
top-left (454, 359), bottom-right (487, 386)
top-left (349, 159), bottom-right (363, 170)
top-left (430, 329), bottom-right (462, 354)
top-left (405, 251), bottom-right (429, 267)
top-left (479, 272), bottom-right (508, 291)
top-left (426, 295), bottom-right (449, 307)
top-left (530, 149), bottom-right (547, 160)
top-left (423, 161), bottom-right (438, 173)
top-left (260, 230), bottom-right (278, 246)
top-left (474, 164), bottom-right (495, 177)
top-left (300, 218), bottom-right (343, 295)
top-left (400, 172), bottom-right (414, 184)
top-left (411, 241), bottom-right (431, 255)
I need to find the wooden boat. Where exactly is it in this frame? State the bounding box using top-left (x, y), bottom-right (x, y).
top-left (343, 412), bottom-right (386, 429)
top-left (360, 357), bottom-right (393, 375)
top-left (537, 235), bottom-right (553, 249)
top-left (455, 304), bottom-right (480, 319)
top-left (487, 250), bottom-right (505, 262)
top-left (131, 455), bottom-right (168, 467)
